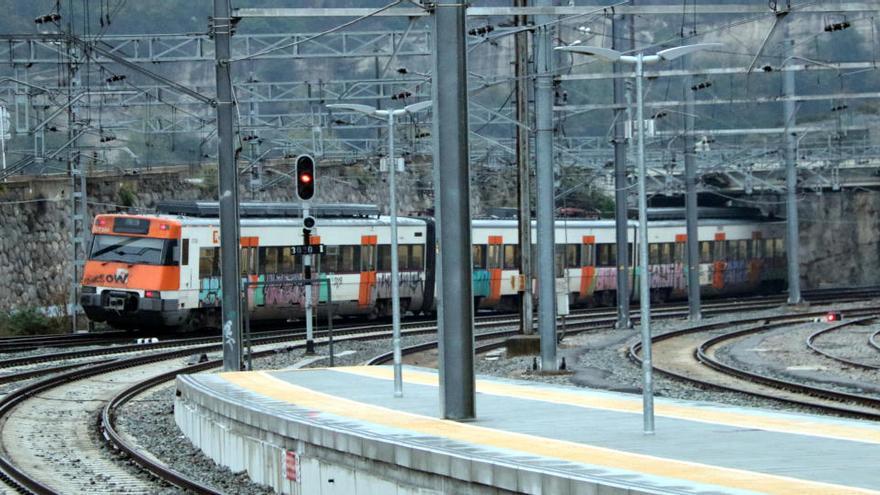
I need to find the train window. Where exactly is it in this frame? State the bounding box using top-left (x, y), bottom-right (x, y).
top-left (754, 240), bottom-right (764, 258)
top-left (581, 244), bottom-right (595, 266)
top-left (378, 245), bottom-right (391, 271)
top-left (564, 244), bottom-right (579, 268)
top-left (555, 250), bottom-right (564, 277)
top-left (739, 240), bottom-right (749, 259)
top-left (726, 241), bottom-right (738, 260)
top-left (503, 245), bottom-right (519, 270)
top-left (699, 241), bottom-right (711, 263)
top-left (360, 245), bottom-right (375, 272)
top-left (320, 246), bottom-right (338, 273)
top-left (714, 241), bottom-right (725, 260)
top-left (597, 244), bottom-right (617, 267)
top-left (649, 244), bottom-right (659, 264)
top-left (338, 245), bottom-right (359, 273)
top-left (240, 247), bottom-right (257, 276)
top-left (597, 245), bottom-right (608, 267)
top-left (282, 247), bottom-right (295, 273)
top-left (774, 239), bottom-right (784, 257)
top-left (199, 248), bottom-right (220, 277)
top-left (398, 245), bottom-right (410, 271)
top-left (674, 243), bottom-right (685, 263)
top-left (627, 243), bottom-right (634, 266)
top-left (181, 239), bottom-right (189, 266)
top-left (488, 244), bottom-right (502, 269)
top-left (660, 243), bottom-right (672, 264)
top-left (410, 245), bottom-right (424, 270)
top-left (260, 247), bottom-right (281, 274)
top-left (472, 245), bottom-right (486, 269)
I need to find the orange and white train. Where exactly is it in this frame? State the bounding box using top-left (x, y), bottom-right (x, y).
top-left (80, 202), bottom-right (786, 330)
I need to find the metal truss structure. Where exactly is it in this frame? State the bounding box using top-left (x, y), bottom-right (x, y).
top-left (0, 3), bottom-right (878, 197)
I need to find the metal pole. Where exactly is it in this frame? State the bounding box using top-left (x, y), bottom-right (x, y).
top-left (683, 67), bottom-right (701, 320)
top-left (612, 13), bottom-right (631, 329)
top-left (783, 19), bottom-right (802, 305)
top-left (534, 0), bottom-right (557, 371)
top-left (635, 53), bottom-right (655, 434)
top-left (244, 282), bottom-right (252, 370)
top-left (514, 0), bottom-right (534, 336)
top-left (304, 205), bottom-right (315, 354)
top-left (433, 0), bottom-right (475, 420)
top-left (327, 278), bottom-right (334, 367)
top-left (389, 112), bottom-right (404, 397)
top-left (213, 0), bottom-right (243, 372)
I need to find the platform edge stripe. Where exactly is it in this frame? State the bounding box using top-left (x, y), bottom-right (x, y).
top-left (216, 370), bottom-right (879, 495)
top-left (333, 366), bottom-right (880, 446)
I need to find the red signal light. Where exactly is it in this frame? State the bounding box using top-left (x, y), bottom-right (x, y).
top-left (96, 218), bottom-right (108, 227)
top-left (144, 290), bottom-right (161, 298)
top-left (826, 311), bottom-right (842, 322)
top-left (296, 155), bottom-right (316, 200)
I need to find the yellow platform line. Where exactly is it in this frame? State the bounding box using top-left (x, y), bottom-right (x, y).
top-left (335, 366), bottom-right (880, 446)
top-left (220, 370), bottom-right (878, 495)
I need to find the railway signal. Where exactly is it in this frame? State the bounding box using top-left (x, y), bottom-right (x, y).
top-left (296, 155), bottom-right (316, 201)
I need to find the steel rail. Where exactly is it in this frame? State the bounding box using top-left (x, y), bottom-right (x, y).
top-left (805, 316), bottom-right (880, 370)
top-left (629, 308), bottom-right (880, 420)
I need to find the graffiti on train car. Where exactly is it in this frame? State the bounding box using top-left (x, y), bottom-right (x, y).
top-left (199, 277), bottom-right (221, 307)
top-left (594, 268), bottom-right (617, 291)
top-left (375, 271), bottom-right (424, 297)
top-left (198, 273), bottom-right (338, 308)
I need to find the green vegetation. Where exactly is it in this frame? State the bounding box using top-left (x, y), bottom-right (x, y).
top-left (117, 184), bottom-right (138, 207)
top-left (0, 308), bottom-right (68, 336)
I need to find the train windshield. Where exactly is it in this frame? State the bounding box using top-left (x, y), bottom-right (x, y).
top-left (89, 234), bottom-right (177, 266)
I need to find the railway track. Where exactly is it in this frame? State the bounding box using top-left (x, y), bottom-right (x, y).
top-left (0, 315), bottom-right (504, 494)
top-left (632, 307), bottom-right (880, 420)
top-left (2, 288), bottom-right (880, 494)
top-left (3, 284), bottom-right (877, 355)
top-left (806, 317), bottom-right (880, 370)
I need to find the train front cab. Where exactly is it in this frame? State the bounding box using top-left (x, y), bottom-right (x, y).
top-left (80, 215), bottom-right (186, 329)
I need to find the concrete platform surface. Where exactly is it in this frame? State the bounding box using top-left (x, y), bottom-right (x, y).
top-left (175, 366), bottom-right (880, 495)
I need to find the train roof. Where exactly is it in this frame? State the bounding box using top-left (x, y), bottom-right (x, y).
top-left (155, 201), bottom-right (380, 218)
top-left (471, 217), bottom-right (782, 228)
top-left (153, 214), bottom-right (427, 228)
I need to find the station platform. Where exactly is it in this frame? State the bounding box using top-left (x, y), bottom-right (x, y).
top-left (175, 366), bottom-right (880, 495)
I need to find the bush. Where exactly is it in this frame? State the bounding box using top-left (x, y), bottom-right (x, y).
top-left (118, 184), bottom-right (137, 207)
top-left (0, 308), bottom-right (68, 336)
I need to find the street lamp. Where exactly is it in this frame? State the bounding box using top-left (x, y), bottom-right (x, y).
top-left (556, 42), bottom-right (721, 434)
top-left (327, 100), bottom-right (432, 398)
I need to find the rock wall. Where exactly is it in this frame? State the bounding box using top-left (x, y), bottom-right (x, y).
top-left (794, 192), bottom-right (880, 289)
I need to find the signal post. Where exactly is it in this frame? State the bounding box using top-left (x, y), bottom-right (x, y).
top-left (296, 155), bottom-right (318, 354)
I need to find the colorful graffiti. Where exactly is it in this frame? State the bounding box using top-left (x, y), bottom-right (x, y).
top-left (473, 270), bottom-right (490, 297)
top-left (199, 277), bottom-right (221, 307)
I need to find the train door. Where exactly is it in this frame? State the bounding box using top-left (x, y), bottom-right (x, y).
top-left (486, 236), bottom-right (503, 305)
top-left (240, 236), bottom-right (259, 310)
top-left (579, 235), bottom-right (595, 301)
top-left (748, 232), bottom-right (762, 285)
top-left (178, 237), bottom-right (193, 291)
top-left (358, 235), bottom-right (377, 308)
top-left (712, 232), bottom-right (726, 289)
top-left (674, 234), bottom-right (687, 293)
